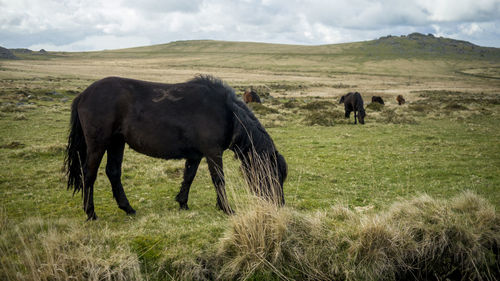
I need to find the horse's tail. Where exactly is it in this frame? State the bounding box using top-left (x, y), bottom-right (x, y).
top-left (64, 95), bottom-right (86, 194)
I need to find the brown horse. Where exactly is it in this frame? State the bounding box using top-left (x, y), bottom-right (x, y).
top-left (65, 75), bottom-right (287, 220)
top-left (396, 95), bottom-right (406, 105)
top-left (339, 92), bottom-right (366, 124)
top-left (243, 89), bottom-right (261, 103)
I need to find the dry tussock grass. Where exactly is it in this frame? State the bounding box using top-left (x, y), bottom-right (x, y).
top-left (0, 216), bottom-right (142, 281)
top-left (207, 190), bottom-right (499, 281)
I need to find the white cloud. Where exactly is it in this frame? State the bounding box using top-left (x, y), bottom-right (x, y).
top-left (417, 0), bottom-right (500, 22)
top-left (460, 22), bottom-right (483, 35)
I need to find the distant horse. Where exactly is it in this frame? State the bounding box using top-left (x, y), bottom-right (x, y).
top-left (65, 75), bottom-right (287, 220)
top-left (371, 96), bottom-right (384, 105)
top-left (396, 95), bottom-right (406, 105)
top-left (339, 92), bottom-right (366, 124)
top-left (243, 89), bottom-right (261, 103)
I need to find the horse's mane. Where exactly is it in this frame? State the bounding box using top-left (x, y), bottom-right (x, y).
top-left (187, 74), bottom-right (276, 155)
top-left (188, 74), bottom-right (234, 95)
top-left (228, 96), bottom-right (276, 155)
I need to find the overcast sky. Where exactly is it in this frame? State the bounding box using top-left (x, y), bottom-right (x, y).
top-left (1, 0), bottom-right (499, 51)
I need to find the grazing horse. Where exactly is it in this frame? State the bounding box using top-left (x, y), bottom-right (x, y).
top-left (396, 95), bottom-right (406, 105)
top-left (65, 75), bottom-right (287, 220)
top-left (371, 96), bottom-right (384, 105)
top-left (243, 89), bottom-right (261, 104)
top-left (339, 92), bottom-right (366, 124)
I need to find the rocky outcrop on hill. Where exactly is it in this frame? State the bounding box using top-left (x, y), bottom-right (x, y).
top-left (0, 46), bottom-right (18, 59)
top-left (364, 33), bottom-right (500, 60)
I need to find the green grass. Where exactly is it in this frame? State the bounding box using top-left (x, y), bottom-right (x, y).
top-left (0, 40), bottom-right (499, 280)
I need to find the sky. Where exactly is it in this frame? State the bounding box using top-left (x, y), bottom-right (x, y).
top-left (1, 0), bottom-right (499, 51)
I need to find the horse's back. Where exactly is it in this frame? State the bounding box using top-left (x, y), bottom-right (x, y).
top-left (76, 77), bottom-right (233, 159)
top-left (343, 92), bottom-right (363, 108)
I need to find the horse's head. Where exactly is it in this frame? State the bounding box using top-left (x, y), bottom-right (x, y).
top-left (339, 95), bottom-right (345, 104)
top-left (234, 149), bottom-right (287, 206)
top-left (358, 109), bottom-right (366, 124)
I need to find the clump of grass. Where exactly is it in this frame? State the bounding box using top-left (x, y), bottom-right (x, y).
top-left (0, 103), bottom-right (26, 113)
top-left (0, 141), bottom-right (25, 149)
top-left (282, 99), bottom-right (301, 109)
top-left (408, 103), bottom-right (429, 113)
top-left (444, 102), bottom-right (469, 111)
top-left (216, 202), bottom-right (290, 280)
top-left (0, 217), bottom-right (142, 281)
top-left (380, 108), bottom-right (417, 124)
top-left (305, 110), bottom-right (343, 126)
top-left (206, 191), bottom-right (499, 280)
top-left (300, 100), bottom-right (334, 111)
top-left (13, 113), bottom-right (28, 120)
top-left (366, 102), bottom-right (384, 112)
top-left (248, 103), bottom-right (279, 115)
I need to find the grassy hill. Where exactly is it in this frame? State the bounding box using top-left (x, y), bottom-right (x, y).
top-left (94, 33), bottom-right (500, 60)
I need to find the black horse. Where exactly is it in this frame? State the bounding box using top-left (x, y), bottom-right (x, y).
top-left (65, 75), bottom-right (287, 220)
top-left (339, 92), bottom-right (366, 124)
top-left (371, 96), bottom-right (384, 105)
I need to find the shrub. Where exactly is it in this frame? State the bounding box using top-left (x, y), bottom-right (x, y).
top-left (305, 110), bottom-right (343, 126)
top-left (300, 100), bottom-right (334, 111)
top-left (248, 103), bottom-right (279, 115)
top-left (381, 108), bottom-right (417, 124)
top-left (444, 102), bottom-right (469, 111)
top-left (366, 102), bottom-right (384, 112)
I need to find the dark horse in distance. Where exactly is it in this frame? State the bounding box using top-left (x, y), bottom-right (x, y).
top-left (65, 75), bottom-right (287, 220)
top-left (371, 96), bottom-right (384, 105)
top-left (339, 92), bottom-right (366, 124)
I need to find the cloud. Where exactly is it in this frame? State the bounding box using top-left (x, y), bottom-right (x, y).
top-left (417, 0), bottom-right (500, 22)
top-left (1, 0), bottom-right (499, 50)
top-left (460, 23), bottom-right (483, 36)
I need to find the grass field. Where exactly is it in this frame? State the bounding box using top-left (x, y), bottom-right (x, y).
top-left (1, 39), bottom-right (499, 280)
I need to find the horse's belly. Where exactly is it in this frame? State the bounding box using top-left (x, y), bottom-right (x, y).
top-left (123, 126), bottom-right (199, 160)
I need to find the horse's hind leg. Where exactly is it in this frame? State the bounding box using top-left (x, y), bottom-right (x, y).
top-left (206, 154), bottom-right (233, 214)
top-left (83, 146), bottom-right (105, 220)
top-left (176, 157), bottom-right (202, 210)
top-left (354, 111), bottom-right (358, 124)
top-left (106, 135), bottom-right (135, 215)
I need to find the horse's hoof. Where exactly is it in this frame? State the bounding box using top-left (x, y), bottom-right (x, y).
top-left (217, 204), bottom-right (234, 215)
top-left (179, 203), bottom-right (189, 210)
top-left (120, 205), bottom-right (136, 215)
top-left (86, 213), bottom-right (98, 221)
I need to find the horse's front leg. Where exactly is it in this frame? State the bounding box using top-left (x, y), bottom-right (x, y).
top-left (206, 154), bottom-right (233, 214)
top-left (354, 111), bottom-right (358, 124)
top-left (176, 157), bottom-right (202, 210)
